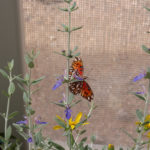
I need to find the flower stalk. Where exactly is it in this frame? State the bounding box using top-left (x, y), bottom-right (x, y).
top-left (135, 79), bottom-right (150, 150)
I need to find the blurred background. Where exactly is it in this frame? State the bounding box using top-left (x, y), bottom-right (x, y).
top-left (1, 0), bottom-right (150, 148)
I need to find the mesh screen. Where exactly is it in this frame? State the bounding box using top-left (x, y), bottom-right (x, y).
top-left (22, 0), bottom-right (150, 146)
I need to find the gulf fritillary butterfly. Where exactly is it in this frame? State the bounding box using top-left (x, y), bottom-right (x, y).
top-left (69, 57), bottom-right (94, 101)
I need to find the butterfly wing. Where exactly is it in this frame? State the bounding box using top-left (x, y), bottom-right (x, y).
top-left (69, 57), bottom-right (84, 79)
top-left (81, 81), bottom-right (94, 101)
top-left (69, 81), bottom-right (83, 95)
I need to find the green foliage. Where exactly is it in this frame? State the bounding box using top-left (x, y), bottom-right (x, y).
top-left (136, 109), bottom-right (144, 122)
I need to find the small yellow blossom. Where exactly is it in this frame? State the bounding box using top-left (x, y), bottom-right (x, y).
top-left (53, 112), bottom-right (88, 130)
top-left (108, 144), bottom-right (114, 150)
top-left (136, 114), bottom-right (150, 130)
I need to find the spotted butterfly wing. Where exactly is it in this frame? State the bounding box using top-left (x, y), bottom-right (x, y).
top-left (69, 81), bottom-right (83, 95)
top-left (69, 80), bottom-right (94, 101)
top-left (69, 57), bottom-right (84, 79)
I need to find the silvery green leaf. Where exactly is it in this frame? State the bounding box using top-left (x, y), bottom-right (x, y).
top-left (0, 69), bottom-right (9, 79)
top-left (23, 92), bottom-right (29, 103)
top-left (8, 82), bottom-right (15, 95)
top-left (71, 26), bottom-right (83, 32)
top-left (144, 6), bottom-right (150, 12)
top-left (31, 76), bottom-right (45, 85)
top-left (6, 126), bottom-right (12, 140)
top-left (136, 109), bottom-right (144, 122)
top-left (0, 113), bottom-right (5, 118)
top-left (58, 7), bottom-right (68, 12)
top-left (74, 52), bottom-right (80, 57)
top-left (8, 59), bottom-right (14, 71)
top-left (132, 92), bottom-right (145, 101)
top-left (142, 45), bottom-right (150, 54)
top-left (70, 2), bottom-right (76, 11)
top-left (61, 24), bottom-right (69, 32)
top-left (8, 111), bottom-right (18, 120)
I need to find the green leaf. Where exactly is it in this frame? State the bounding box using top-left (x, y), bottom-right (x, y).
top-left (144, 6), bottom-right (150, 12)
top-left (64, 0), bottom-right (72, 4)
top-left (31, 76), bottom-right (45, 85)
top-left (24, 54), bottom-right (34, 68)
top-left (121, 128), bottom-right (136, 143)
top-left (54, 117), bottom-right (66, 128)
top-left (72, 46), bottom-right (78, 53)
top-left (136, 109), bottom-right (144, 122)
top-left (8, 82), bottom-right (15, 95)
top-left (132, 92), bottom-right (145, 101)
top-left (49, 140), bottom-right (65, 150)
top-left (6, 126), bottom-right (12, 140)
top-left (8, 111), bottom-right (18, 120)
top-left (74, 52), bottom-right (80, 57)
top-left (0, 69), bottom-right (9, 79)
top-left (68, 93), bottom-right (74, 104)
top-left (71, 26), bottom-right (83, 32)
top-left (51, 102), bottom-right (65, 108)
top-left (79, 129), bottom-right (86, 135)
top-left (13, 123), bottom-right (24, 132)
top-left (61, 24), bottom-right (69, 32)
top-left (90, 135), bottom-right (96, 143)
top-left (70, 2), bottom-right (76, 11)
top-left (23, 92), bottom-right (29, 103)
top-left (17, 83), bottom-right (26, 92)
top-left (70, 100), bottom-right (82, 107)
top-left (58, 7), bottom-right (68, 12)
top-left (8, 59), bottom-right (14, 71)
top-left (0, 113), bottom-right (5, 118)
top-left (142, 45), bottom-right (150, 54)
top-left (16, 76), bottom-right (27, 85)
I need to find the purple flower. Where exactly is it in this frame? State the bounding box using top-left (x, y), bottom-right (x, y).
top-left (35, 116), bottom-right (47, 125)
top-left (133, 73), bottom-right (146, 82)
top-left (136, 92), bottom-right (145, 94)
top-left (52, 75), bottom-right (64, 90)
top-left (35, 120), bottom-right (47, 125)
top-left (65, 107), bottom-right (72, 120)
top-left (27, 137), bottom-right (32, 143)
top-left (16, 120), bottom-right (28, 125)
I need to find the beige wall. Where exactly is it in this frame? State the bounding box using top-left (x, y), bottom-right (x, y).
top-left (21, 0), bottom-right (150, 147)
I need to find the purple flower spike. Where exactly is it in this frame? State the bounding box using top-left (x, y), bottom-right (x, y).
top-left (27, 137), bottom-right (33, 143)
top-left (65, 107), bottom-right (72, 120)
top-left (133, 73), bottom-right (146, 82)
top-left (136, 92), bottom-right (145, 94)
top-left (52, 75), bottom-right (64, 90)
top-left (36, 120), bottom-right (47, 125)
top-left (16, 120), bottom-right (28, 125)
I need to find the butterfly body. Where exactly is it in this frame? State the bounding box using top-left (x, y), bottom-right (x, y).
top-left (69, 57), bottom-right (94, 101)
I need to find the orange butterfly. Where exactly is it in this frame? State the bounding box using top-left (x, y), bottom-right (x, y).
top-left (69, 57), bottom-right (94, 101)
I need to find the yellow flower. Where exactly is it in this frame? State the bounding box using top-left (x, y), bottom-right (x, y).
top-left (108, 144), bottom-right (114, 150)
top-left (136, 115), bottom-right (150, 130)
top-left (53, 112), bottom-right (88, 130)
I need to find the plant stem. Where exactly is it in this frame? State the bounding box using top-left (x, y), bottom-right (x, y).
top-left (66, 3), bottom-right (72, 150)
top-left (4, 96), bottom-right (11, 150)
top-left (4, 72), bottom-right (12, 150)
top-left (28, 68), bottom-right (32, 150)
top-left (135, 79), bottom-right (150, 150)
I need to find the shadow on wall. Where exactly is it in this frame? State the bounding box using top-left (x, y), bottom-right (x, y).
top-left (0, 0), bottom-right (26, 149)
